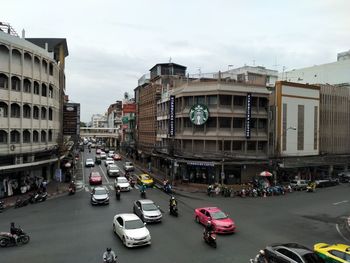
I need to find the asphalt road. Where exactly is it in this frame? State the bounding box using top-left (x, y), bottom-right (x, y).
top-left (1, 148), bottom-right (349, 263)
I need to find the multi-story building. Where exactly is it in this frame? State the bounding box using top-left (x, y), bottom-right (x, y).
top-left (91, 114), bottom-right (106, 128)
top-left (120, 99), bottom-right (136, 154)
top-left (281, 50), bottom-right (350, 86)
top-left (0, 23), bottom-right (68, 198)
top-left (155, 71), bottom-right (270, 184)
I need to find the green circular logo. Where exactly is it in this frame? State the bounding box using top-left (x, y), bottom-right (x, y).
top-left (189, 104), bottom-right (209, 125)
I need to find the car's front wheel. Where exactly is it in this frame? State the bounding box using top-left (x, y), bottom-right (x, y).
top-left (122, 236), bottom-right (127, 246)
top-left (195, 216), bottom-right (200, 224)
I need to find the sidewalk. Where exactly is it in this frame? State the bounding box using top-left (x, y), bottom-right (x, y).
top-left (1, 181), bottom-right (69, 208)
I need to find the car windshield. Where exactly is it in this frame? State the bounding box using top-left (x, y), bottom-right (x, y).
top-left (118, 178), bottom-right (128, 183)
top-left (142, 203), bottom-right (158, 211)
top-left (94, 189), bottom-right (107, 195)
top-left (125, 219), bottom-right (144, 230)
top-left (211, 211), bottom-right (228, 220)
top-left (86, 159), bottom-right (93, 162)
top-left (303, 253), bottom-right (326, 263)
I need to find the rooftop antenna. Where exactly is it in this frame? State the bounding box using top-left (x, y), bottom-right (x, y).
top-left (273, 57), bottom-right (280, 70)
top-left (169, 57), bottom-right (172, 63)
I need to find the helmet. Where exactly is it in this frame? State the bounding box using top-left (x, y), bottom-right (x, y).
top-left (10, 222), bottom-right (15, 227)
top-left (171, 196), bottom-right (175, 200)
top-left (107, 248), bottom-right (111, 252)
top-left (259, 250), bottom-right (265, 255)
top-left (207, 220), bottom-right (212, 226)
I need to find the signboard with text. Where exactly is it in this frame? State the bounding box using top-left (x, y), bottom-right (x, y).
top-left (245, 93), bottom-right (252, 139)
top-left (63, 103), bottom-right (80, 136)
top-left (169, 95), bottom-right (175, 136)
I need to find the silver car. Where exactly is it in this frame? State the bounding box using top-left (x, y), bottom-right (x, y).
top-left (107, 164), bottom-right (121, 177)
top-left (91, 186), bottom-right (109, 205)
top-left (133, 199), bottom-right (162, 223)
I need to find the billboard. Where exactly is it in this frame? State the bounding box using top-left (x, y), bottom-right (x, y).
top-left (169, 95), bottom-right (175, 136)
top-left (122, 103), bottom-right (136, 114)
top-left (63, 103), bottom-right (80, 136)
top-left (245, 93), bottom-right (251, 139)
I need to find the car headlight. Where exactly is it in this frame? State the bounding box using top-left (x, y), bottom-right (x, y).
top-left (92, 197), bottom-right (96, 201)
top-left (125, 235), bottom-right (134, 240)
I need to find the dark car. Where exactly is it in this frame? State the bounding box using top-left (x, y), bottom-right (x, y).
top-left (90, 186), bottom-right (109, 205)
top-left (265, 243), bottom-right (325, 263)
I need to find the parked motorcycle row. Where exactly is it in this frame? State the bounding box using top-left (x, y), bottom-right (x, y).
top-left (13, 191), bottom-right (48, 209)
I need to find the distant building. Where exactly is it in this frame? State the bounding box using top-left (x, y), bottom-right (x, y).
top-left (280, 50), bottom-right (350, 86)
top-left (91, 114), bottom-right (106, 128)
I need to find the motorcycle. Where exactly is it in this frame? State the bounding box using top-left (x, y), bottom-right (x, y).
top-left (203, 231), bottom-right (217, 248)
top-left (15, 197), bottom-right (30, 208)
top-left (0, 201), bottom-right (4, 212)
top-left (68, 186), bottom-right (76, 195)
top-left (0, 228), bottom-right (30, 247)
top-left (29, 191), bottom-right (47, 204)
top-left (169, 204), bottom-right (178, 217)
top-left (129, 178), bottom-right (136, 188)
top-left (115, 189), bottom-right (121, 200)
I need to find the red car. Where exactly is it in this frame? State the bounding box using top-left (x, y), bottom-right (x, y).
top-left (89, 171), bottom-right (102, 185)
top-left (194, 207), bottom-right (236, 234)
top-left (113, 154), bottom-right (121, 161)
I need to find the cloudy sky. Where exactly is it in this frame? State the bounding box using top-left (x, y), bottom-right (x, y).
top-left (3, 0), bottom-right (350, 122)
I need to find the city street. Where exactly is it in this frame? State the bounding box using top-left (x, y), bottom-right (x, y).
top-left (0, 148), bottom-right (349, 263)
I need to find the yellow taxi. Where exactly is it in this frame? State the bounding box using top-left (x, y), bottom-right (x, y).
top-left (136, 174), bottom-right (154, 187)
top-left (314, 243), bottom-right (350, 262)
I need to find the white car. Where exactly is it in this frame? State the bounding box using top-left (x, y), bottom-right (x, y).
top-left (108, 151), bottom-right (115, 158)
top-left (100, 152), bottom-right (107, 159)
top-left (107, 164), bottom-right (121, 177)
top-left (123, 162), bottom-right (134, 172)
top-left (85, 158), bottom-right (95, 167)
top-left (112, 213), bottom-right (151, 248)
top-left (114, 176), bottom-right (131, 191)
top-left (105, 157), bottom-right (114, 167)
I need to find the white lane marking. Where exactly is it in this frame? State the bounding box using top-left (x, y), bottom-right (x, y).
top-left (333, 200), bottom-right (348, 205)
top-left (84, 187), bottom-right (89, 192)
top-left (109, 185), bottom-right (114, 190)
top-left (336, 224), bottom-right (350, 242)
top-left (98, 165), bottom-right (110, 184)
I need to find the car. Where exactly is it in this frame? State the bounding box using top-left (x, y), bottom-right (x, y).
top-left (91, 143), bottom-right (96, 148)
top-left (107, 164), bottom-right (121, 177)
top-left (265, 243), bottom-right (325, 263)
top-left (112, 213), bottom-right (151, 248)
top-left (338, 172), bottom-right (350, 183)
top-left (95, 155), bottom-right (102, 165)
top-left (123, 162), bottom-right (134, 172)
top-left (114, 176), bottom-right (131, 191)
top-left (96, 149), bottom-right (102, 154)
top-left (85, 158), bottom-right (95, 167)
top-left (105, 157), bottom-right (115, 167)
top-left (314, 243), bottom-right (350, 263)
top-left (89, 171), bottom-right (102, 185)
top-left (133, 199), bottom-right (162, 223)
top-left (194, 207), bottom-right (236, 234)
top-left (290, 180), bottom-right (309, 191)
top-left (100, 152), bottom-right (107, 159)
top-left (108, 151), bottom-right (115, 158)
top-left (113, 154), bottom-right (122, 161)
top-left (136, 174), bottom-right (154, 187)
top-left (90, 186), bottom-right (109, 205)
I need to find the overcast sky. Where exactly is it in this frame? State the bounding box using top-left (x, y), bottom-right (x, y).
top-left (3, 0), bottom-right (350, 122)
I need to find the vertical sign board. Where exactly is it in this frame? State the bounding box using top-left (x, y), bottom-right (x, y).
top-left (169, 95), bottom-right (175, 137)
top-left (245, 93), bottom-right (252, 139)
top-left (63, 103), bottom-right (80, 136)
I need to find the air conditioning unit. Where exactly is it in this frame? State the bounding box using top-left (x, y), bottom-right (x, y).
top-left (14, 156), bottom-right (23, 165)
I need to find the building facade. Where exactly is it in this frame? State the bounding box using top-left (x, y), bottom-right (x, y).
top-left (0, 25), bottom-right (68, 198)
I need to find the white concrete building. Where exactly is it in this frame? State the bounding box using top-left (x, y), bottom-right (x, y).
top-left (280, 50), bottom-right (350, 86)
top-left (91, 114), bottom-right (106, 128)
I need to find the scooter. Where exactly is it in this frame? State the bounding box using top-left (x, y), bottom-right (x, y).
top-left (116, 189), bottom-right (121, 200)
top-left (0, 228), bottom-right (30, 247)
top-left (15, 197), bottom-right (30, 208)
top-left (203, 231), bottom-right (217, 248)
top-left (29, 191), bottom-right (47, 203)
top-left (169, 204), bottom-right (178, 217)
top-left (0, 201), bottom-right (4, 212)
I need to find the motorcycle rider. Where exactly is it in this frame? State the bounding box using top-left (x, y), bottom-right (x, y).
top-left (69, 181), bottom-right (76, 193)
top-left (140, 183), bottom-right (146, 197)
top-left (103, 247), bottom-right (117, 263)
top-left (253, 249), bottom-right (268, 263)
top-left (169, 196), bottom-right (177, 213)
top-left (204, 220), bottom-right (215, 239)
top-left (10, 222), bottom-right (20, 244)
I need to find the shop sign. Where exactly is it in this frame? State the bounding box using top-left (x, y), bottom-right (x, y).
top-left (122, 116), bottom-right (129, 124)
top-left (245, 93), bottom-right (252, 138)
top-left (189, 104), bottom-right (209, 126)
top-left (169, 95), bottom-right (175, 136)
top-left (187, 161), bottom-right (215, 167)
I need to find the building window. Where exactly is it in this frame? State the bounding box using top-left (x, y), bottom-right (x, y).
top-left (23, 104), bottom-right (31, 118)
top-left (314, 106), bottom-right (318, 150)
top-left (184, 118), bottom-right (192, 128)
top-left (23, 130), bottom-right (31, 143)
top-left (49, 85), bottom-right (54, 98)
top-left (42, 84), bottom-right (47, 97)
top-left (0, 130), bottom-right (7, 143)
top-left (0, 74), bottom-right (8, 89)
top-left (258, 141), bottom-right (266, 152)
top-left (11, 76), bottom-right (21, 91)
top-left (247, 141), bottom-right (256, 151)
top-left (34, 81), bottom-right (40, 95)
top-left (23, 79), bottom-right (31, 93)
top-left (207, 95), bottom-right (217, 105)
top-left (233, 118), bottom-right (244, 128)
top-left (48, 130), bottom-right (53, 142)
top-left (41, 107), bottom-right (47, 119)
top-left (10, 103), bottom-right (20, 118)
top-left (233, 96), bottom-right (245, 106)
top-left (33, 130), bottom-right (39, 142)
top-left (184, 96), bottom-right (193, 107)
top-left (33, 106), bottom-right (39, 119)
top-left (297, 105), bottom-right (304, 151)
top-left (49, 108), bottom-right (53, 120)
top-left (258, 119), bottom-right (267, 129)
top-left (224, 141), bottom-right (231, 151)
top-left (219, 117), bottom-right (231, 128)
top-left (219, 95), bottom-right (231, 106)
top-left (232, 141), bottom-right (243, 151)
top-left (194, 96), bottom-right (205, 105)
top-left (42, 60), bottom-right (48, 74)
top-left (206, 117), bottom-right (217, 128)
top-left (41, 130), bottom-right (47, 142)
top-left (49, 63), bottom-right (53, 75)
top-left (0, 102), bottom-right (8, 117)
top-left (10, 130), bottom-right (20, 143)
top-left (282, 103), bottom-right (287, 151)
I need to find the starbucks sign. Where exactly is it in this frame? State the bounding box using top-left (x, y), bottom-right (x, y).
top-left (189, 104), bottom-right (209, 125)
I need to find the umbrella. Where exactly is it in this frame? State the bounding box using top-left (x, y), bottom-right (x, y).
top-left (259, 171), bottom-right (272, 177)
